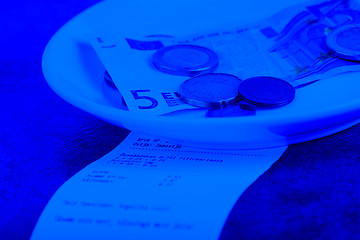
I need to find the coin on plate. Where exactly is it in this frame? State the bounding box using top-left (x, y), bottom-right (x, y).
top-left (238, 76), bottom-right (295, 107)
top-left (206, 103), bottom-right (256, 117)
top-left (152, 44), bottom-right (218, 76)
top-left (326, 24), bottom-right (360, 61)
top-left (179, 73), bottom-right (241, 108)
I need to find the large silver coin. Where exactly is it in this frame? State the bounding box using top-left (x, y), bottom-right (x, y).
top-left (179, 73), bottom-right (241, 108)
top-left (153, 45), bottom-right (218, 76)
top-left (326, 24), bottom-right (360, 61)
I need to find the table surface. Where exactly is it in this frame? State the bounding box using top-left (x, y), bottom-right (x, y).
top-left (1, 1), bottom-right (360, 239)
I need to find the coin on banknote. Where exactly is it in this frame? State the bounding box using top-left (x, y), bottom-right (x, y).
top-left (179, 73), bottom-right (241, 108)
top-left (152, 44), bottom-right (218, 76)
top-left (205, 103), bottom-right (256, 117)
top-left (326, 24), bottom-right (360, 61)
top-left (238, 76), bottom-right (295, 107)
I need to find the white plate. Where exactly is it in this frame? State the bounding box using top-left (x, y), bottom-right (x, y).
top-left (42, 0), bottom-right (360, 149)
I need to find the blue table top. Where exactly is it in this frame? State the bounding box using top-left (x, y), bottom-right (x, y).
top-left (1, 1), bottom-right (360, 239)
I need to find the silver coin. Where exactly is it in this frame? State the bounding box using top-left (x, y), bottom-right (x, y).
top-left (152, 44), bottom-right (218, 76)
top-left (238, 76), bottom-right (295, 107)
top-left (205, 104), bottom-right (256, 118)
top-left (326, 24), bottom-right (360, 61)
top-left (179, 73), bottom-right (241, 108)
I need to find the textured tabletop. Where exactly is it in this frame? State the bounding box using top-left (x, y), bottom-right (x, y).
top-left (1, 1), bottom-right (360, 239)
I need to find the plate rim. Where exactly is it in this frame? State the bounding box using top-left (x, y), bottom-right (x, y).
top-left (42, 0), bottom-right (360, 147)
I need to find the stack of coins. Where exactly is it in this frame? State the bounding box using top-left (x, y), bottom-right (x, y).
top-left (151, 44), bottom-right (297, 117)
top-left (102, 4), bottom-right (360, 118)
top-left (178, 74), bottom-right (295, 117)
top-left (104, 44), bottom-right (299, 117)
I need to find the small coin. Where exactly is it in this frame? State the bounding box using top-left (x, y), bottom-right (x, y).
top-left (238, 76), bottom-right (295, 107)
top-left (326, 24), bottom-right (360, 61)
top-left (205, 103), bottom-right (256, 118)
top-left (179, 73), bottom-right (241, 108)
top-left (152, 44), bottom-right (218, 76)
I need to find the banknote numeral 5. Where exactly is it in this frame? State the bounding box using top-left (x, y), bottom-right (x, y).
top-left (131, 90), bottom-right (159, 109)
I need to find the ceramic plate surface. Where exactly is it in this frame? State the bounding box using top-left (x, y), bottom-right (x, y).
top-left (42, 0), bottom-right (360, 149)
